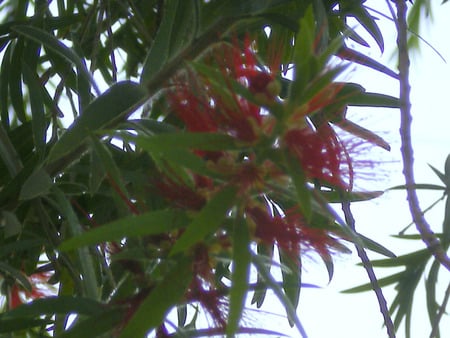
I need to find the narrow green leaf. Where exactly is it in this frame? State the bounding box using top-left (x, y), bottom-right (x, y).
top-left (0, 296), bottom-right (104, 319)
top-left (388, 183), bottom-right (446, 191)
top-left (0, 42), bottom-right (12, 126)
top-left (442, 194), bottom-right (450, 246)
top-left (9, 38), bottom-right (26, 122)
top-left (322, 190), bottom-right (384, 203)
top-left (352, 6), bottom-right (384, 52)
top-left (337, 46), bottom-right (398, 79)
top-left (279, 250), bottom-right (301, 327)
top-left (251, 243), bottom-right (273, 307)
top-left (89, 137), bottom-right (129, 200)
top-left (227, 216), bottom-right (251, 337)
top-left (368, 249), bottom-right (430, 268)
top-left (12, 25), bottom-right (99, 94)
top-left (1, 210), bottom-right (22, 237)
top-left (59, 210), bottom-right (189, 251)
top-left (47, 81), bottom-right (146, 163)
top-left (358, 233), bottom-right (397, 258)
top-left (134, 132), bottom-right (239, 152)
top-left (0, 262), bottom-right (32, 292)
top-left (425, 259), bottom-right (440, 335)
top-left (252, 254), bottom-right (307, 337)
top-left (19, 166), bottom-right (52, 200)
top-left (51, 187), bottom-right (98, 299)
top-left (0, 238), bottom-right (44, 258)
top-left (348, 92), bottom-right (400, 108)
top-left (120, 255), bottom-right (192, 338)
top-left (140, 0), bottom-right (195, 85)
top-left (284, 150), bottom-right (312, 220)
top-left (22, 63), bottom-right (46, 158)
top-left (170, 186), bottom-right (238, 256)
top-left (57, 309), bottom-right (124, 338)
top-left (0, 318), bottom-right (48, 333)
top-left (342, 272), bottom-right (404, 293)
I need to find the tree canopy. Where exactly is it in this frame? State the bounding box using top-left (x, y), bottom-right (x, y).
top-left (0, 1), bottom-right (448, 337)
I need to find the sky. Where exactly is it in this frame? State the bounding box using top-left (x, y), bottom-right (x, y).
top-left (253, 1), bottom-right (450, 337)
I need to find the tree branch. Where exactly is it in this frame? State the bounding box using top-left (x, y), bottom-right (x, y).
top-left (393, 0), bottom-right (450, 270)
top-left (341, 200), bottom-right (396, 338)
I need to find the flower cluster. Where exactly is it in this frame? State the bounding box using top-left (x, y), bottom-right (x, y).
top-left (141, 32), bottom-right (387, 335)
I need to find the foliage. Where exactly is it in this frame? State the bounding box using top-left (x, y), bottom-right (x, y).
top-left (0, 1), bottom-right (445, 337)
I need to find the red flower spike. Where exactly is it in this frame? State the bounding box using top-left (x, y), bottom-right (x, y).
top-left (283, 123), bottom-right (353, 189)
top-left (155, 175), bottom-right (207, 211)
top-left (186, 244), bottom-right (229, 330)
top-left (247, 206), bottom-right (343, 263)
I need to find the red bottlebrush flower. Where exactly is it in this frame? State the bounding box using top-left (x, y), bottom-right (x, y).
top-left (283, 122), bottom-right (353, 189)
top-left (168, 35), bottom-right (280, 144)
top-left (186, 244), bottom-right (228, 330)
top-left (154, 175), bottom-right (208, 211)
top-left (230, 35), bottom-right (281, 101)
top-left (9, 271), bottom-right (56, 309)
top-left (247, 205), bottom-right (344, 263)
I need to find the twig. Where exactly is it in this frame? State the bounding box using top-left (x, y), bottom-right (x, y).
top-left (391, 0), bottom-right (450, 270)
top-left (341, 200), bottom-right (396, 338)
top-left (429, 281), bottom-right (450, 338)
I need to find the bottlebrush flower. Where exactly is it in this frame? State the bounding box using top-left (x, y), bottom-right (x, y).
top-left (168, 35), bottom-right (280, 145)
top-left (154, 174), bottom-right (209, 211)
top-left (246, 205), bottom-right (345, 264)
top-left (283, 121), bottom-right (354, 190)
top-left (187, 244), bottom-right (228, 329)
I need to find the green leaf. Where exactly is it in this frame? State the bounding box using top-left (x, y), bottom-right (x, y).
top-left (9, 38), bottom-right (26, 123)
top-left (351, 6), bottom-right (384, 52)
top-left (1, 210), bottom-right (22, 237)
top-left (388, 183), bottom-right (446, 191)
top-left (252, 253), bottom-right (307, 337)
top-left (0, 296), bottom-right (105, 319)
top-left (283, 150), bottom-right (312, 220)
top-left (59, 209), bottom-right (189, 251)
top-left (251, 243), bottom-right (273, 307)
top-left (51, 187), bottom-right (98, 299)
top-left (12, 25), bottom-right (100, 94)
top-left (425, 259), bottom-right (440, 336)
top-left (57, 308), bottom-right (124, 338)
top-left (89, 137), bottom-right (130, 205)
top-left (0, 318), bottom-right (49, 333)
top-left (227, 216), bottom-right (251, 337)
top-left (140, 0), bottom-right (196, 85)
top-left (337, 46), bottom-right (398, 79)
top-left (22, 63), bottom-right (46, 158)
top-left (429, 163), bottom-right (447, 186)
top-left (170, 186), bottom-right (238, 256)
top-left (47, 81), bottom-right (146, 163)
top-left (0, 238), bottom-right (44, 258)
top-left (134, 132), bottom-right (240, 152)
top-left (279, 250), bottom-right (301, 327)
top-left (0, 262), bottom-right (32, 292)
top-left (0, 42), bottom-right (12, 126)
top-left (442, 194), bottom-right (450, 246)
top-left (348, 92), bottom-right (400, 108)
top-left (342, 271), bottom-right (404, 293)
top-left (19, 166), bottom-right (52, 200)
top-left (358, 233), bottom-right (397, 258)
top-left (120, 255), bottom-right (192, 338)
top-left (322, 190), bottom-right (384, 203)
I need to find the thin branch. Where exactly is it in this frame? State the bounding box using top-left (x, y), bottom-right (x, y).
top-left (341, 200), bottom-right (396, 338)
top-left (429, 281), bottom-right (450, 338)
top-left (392, 0), bottom-right (450, 270)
